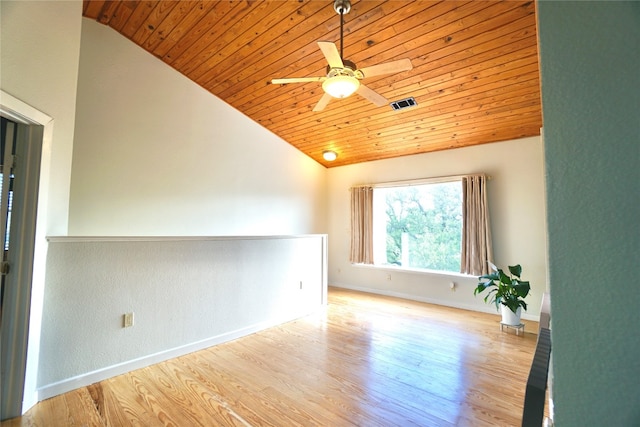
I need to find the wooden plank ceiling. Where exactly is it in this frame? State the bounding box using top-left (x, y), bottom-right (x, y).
top-left (82, 0), bottom-right (542, 167)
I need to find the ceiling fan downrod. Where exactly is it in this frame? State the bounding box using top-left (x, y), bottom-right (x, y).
top-left (333, 0), bottom-right (351, 60)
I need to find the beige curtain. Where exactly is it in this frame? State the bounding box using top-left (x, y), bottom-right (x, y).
top-left (349, 186), bottom-right (374, 264)
top-left (461, 175), bottom-right (493, 275)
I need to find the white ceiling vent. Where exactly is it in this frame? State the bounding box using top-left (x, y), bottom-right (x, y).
top-left (390, 97), bottom-right (417, 111)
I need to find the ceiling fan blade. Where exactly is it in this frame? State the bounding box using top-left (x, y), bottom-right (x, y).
top-left (271, 76), bottom-right (325, 84)
top-left (356, 84), bottom-right (388, 107)
top-left (358, 58), bottom-right (413, 78)
top-left (312, 92), bottom-right (333, 112)
top-left (317, 41), bottom-right (344, 69)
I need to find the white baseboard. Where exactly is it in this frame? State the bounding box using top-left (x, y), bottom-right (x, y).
top-left (330, 282), bottom-right (541, 322)
top-left (36, 309), bottom-right (321, 402)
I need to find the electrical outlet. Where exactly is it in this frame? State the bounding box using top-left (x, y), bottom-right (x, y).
top-left (123, 312), bottom-right (134, 328)
top-left (450, 282), bottom-right (456, 292)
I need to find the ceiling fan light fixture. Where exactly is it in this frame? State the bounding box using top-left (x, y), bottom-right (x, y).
top-left (322, 74), bottom-right (360, 99)
top-left (323, 150), bottom-right (338, 161)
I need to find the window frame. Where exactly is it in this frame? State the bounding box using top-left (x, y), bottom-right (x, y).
top-left (370, 176), bottom-right (464, 275)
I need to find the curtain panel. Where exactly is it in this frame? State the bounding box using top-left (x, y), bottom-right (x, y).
top-left (349, 186), bottom-right (374, 264)
top-left (461, 175), bottom-right (493, 275)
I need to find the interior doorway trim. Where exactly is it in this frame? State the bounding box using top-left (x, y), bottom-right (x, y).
top-left (0, 90), bottom-right (53, 415)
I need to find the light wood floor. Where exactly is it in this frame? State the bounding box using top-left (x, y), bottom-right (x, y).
top-left (3, 288), bottom-right (539, 426)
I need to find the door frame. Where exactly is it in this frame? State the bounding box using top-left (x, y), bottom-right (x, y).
top-left (0, 90), bottom-right (53, 417)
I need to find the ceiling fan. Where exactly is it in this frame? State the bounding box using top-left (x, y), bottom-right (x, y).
top-left (271, 0), bottom-right (413, 112)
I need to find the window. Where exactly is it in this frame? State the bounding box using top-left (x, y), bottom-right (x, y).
top-left (350, 174), bottom-right (492, 275)
top-left (372, 180), bottom-right (463, 273)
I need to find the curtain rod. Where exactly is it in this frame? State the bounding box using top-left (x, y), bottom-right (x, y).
top-left (350, 173), bottom-right (491, 189)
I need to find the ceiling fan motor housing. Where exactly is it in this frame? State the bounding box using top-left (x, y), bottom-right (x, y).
top-left (326, 59), bottom-right (357, 74)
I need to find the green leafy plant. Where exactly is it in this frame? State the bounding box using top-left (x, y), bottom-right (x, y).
top-left (474, 263), bottom-right (530, 313)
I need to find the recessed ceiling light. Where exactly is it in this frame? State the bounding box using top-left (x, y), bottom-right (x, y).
top-left (323, 150), bottom-right (338, 161)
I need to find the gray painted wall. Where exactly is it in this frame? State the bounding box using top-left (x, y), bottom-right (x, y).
top-left (39, 235), bottom-right (327, 399)
top-left (537, 1), bottom-right (640, 425)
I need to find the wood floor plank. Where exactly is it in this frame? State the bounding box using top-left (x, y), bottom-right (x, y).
top-left (202, 344), bottom-right (344, 426)
top-left (86, 381), bottom-right (133, 426)
top-left (132, 365), bottom-right (235, 426)
top-left (249, 331), bottom-right (459, 425)
top-left (98, 374), bottom-right (166, 426)
top-left (172, 348), bottom-right (281, 426)
top-left (209, 333), bottom-right (401, 426)
top-left (151, 360), bottom-right (251, 426)
top-left (2, 288), bottom-right (541, 426)
top-left (62, 388), bottom-right (104, 426)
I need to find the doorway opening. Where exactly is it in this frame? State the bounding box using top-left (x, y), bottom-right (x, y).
top-left (0, 117), bottom-right (17, 323)
top-left (0, 93), bottom-right (49, 420)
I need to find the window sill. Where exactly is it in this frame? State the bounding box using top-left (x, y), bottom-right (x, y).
top-left (351, 263), bottom-right (477, 279)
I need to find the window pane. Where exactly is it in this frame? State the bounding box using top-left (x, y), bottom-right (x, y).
top-left (373, 181), bottom-right (462, 272)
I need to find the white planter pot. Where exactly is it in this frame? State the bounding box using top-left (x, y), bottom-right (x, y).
top-left (500, 305), bottom-right (522, 326)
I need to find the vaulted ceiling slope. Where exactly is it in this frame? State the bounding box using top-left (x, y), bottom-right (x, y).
top-left (82, 0), bottom-right (542, 167)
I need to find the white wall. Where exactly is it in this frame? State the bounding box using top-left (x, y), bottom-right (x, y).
top-left (0, 0), bottom-right (81, 234)
top-left (69, 18), bottom-right (326, 236)
top-left (326, 137), bottom-right (547, 319)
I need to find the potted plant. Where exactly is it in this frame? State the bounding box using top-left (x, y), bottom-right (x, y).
top-left (474, 263), bottom-right (531, 325)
